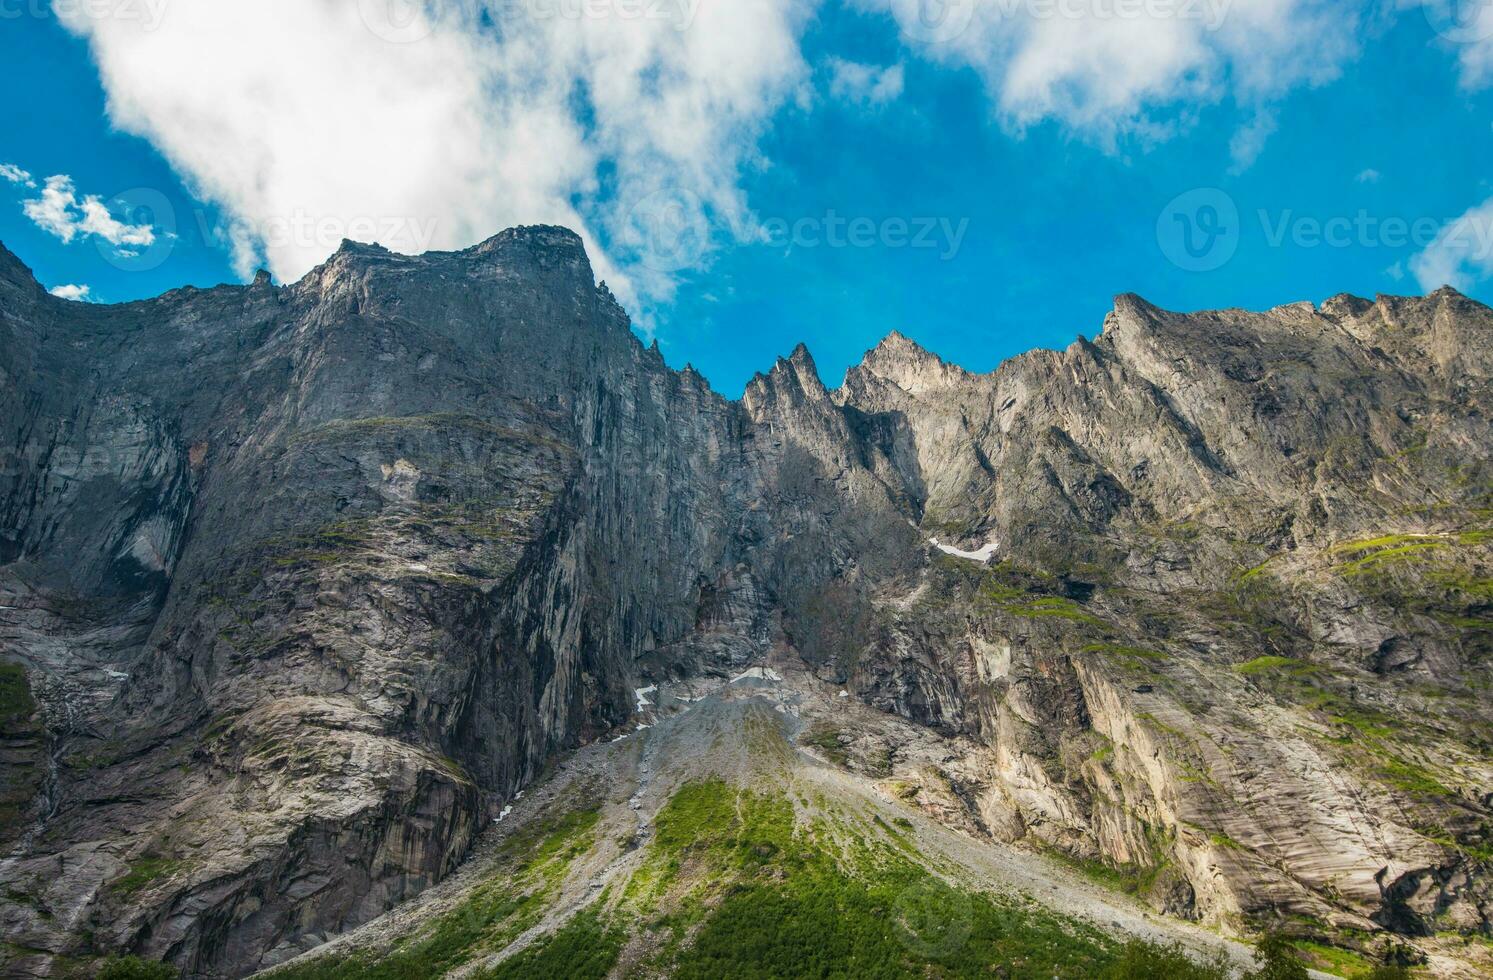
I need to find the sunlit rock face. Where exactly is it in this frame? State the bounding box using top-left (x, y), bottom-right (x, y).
top-left (1, 228), bottom-right (1489, 977)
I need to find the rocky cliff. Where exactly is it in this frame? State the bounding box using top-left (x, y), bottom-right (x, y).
top-left (0, 228), bottom-right (1489, 977)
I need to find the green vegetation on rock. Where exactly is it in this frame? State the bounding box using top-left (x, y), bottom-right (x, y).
top-left (0, 661), bottom-right (41, 836)
top-left (97, 956), bottom-right (179, 980)
top-left (110, 858), bottom-right (183, 897)
top-left (472, 908), bottom-right (623, 980)
top-left (618, 779), bottom-right (1120, 979)
top-left (1234, 656), bottom-right (1319, 677)
top-left (0, 662), bottom-right (34, 727)
top-left (272, 804), bottom-right (601, 979)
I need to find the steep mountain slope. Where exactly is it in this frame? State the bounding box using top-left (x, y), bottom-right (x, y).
top-left (0, 228), bottom-right (1489, 978)
top-left (264, 668), bottom-right (1265, 980)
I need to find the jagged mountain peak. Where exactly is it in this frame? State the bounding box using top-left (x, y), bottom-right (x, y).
top-left (872, 328), bottom-right (924, 351)
top-left (4, 230), bottom-right (1493, 979)
top-left (843, 327), bottom-right (965, 397)
top-left (469, 222), bottom-right (587, 257)
top-left (1319, 291), bottom-right (1376, 319)
top-left (745, 342), bottom-right (828, 403)
top-left (786, 340), bottom-right (819, 376)
top-left (864, 329), bottom-right (939, 366)
top-left (332, 237), bottom-right (391, 257)
top-left (0, 238), bottom-right (41, 294)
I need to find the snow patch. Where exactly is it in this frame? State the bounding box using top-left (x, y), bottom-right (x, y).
top-left (730, 666), bottom-right (783, 684)
top-left (929, 537), bottom-right (998, 563)
top-left (837, 690), bottom-right (849, 698)
top-left (634, 685), bottom-right (657, 713)
top-left (495, 804), bottom-right (513, 823)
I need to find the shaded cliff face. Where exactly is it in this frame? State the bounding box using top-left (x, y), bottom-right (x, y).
top-left (0, 229), bottom-right (743, 977)
top-left (0, 229), bottom-right (1489, 977)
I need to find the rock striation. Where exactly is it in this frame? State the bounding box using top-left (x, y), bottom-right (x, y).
top-left (0, 227), bottom-right (1489, 977)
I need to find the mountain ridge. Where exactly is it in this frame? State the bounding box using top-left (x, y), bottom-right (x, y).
top-left (4, 230), bottom-right (1480, 403)
top-left (1, 227), bottom-right (1490, 978)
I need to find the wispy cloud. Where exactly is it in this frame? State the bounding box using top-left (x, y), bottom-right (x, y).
top-left (827, 58), bottom-right (905, 107)
top-left (19, 174), bottom-right (156, 250)
top-left (48, 283), bottom-right (93, 301)
top-left (1410, 196), bottom-right (1493, 291)
top-left (1356, 168), bottom-right (1381, 183)
top-left (51, 0), bottom-right (1488, 313)
top-left (856, 0), bottom-right (1360, 155)
top-left (0, 163), bottom-right (36, 188)
top-left (1227, 110), bottom-right (1277, 174)
top-left (1421, 0), bottom-right (1493, 90)
top-left (55, 0), bottom-right (811, 313)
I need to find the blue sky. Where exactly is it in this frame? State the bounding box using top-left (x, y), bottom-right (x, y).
top-left (3, 1), bottom-right (1493, 395)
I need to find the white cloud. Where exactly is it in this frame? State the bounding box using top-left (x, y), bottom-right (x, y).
top-left (55, 0), bottom-right (810, 312)
top-left (21, 176), bottom-right (77, 241)
top-left (1356, 168), bottom-right (1381, 183)
top-left (1461, 41), bottom-right (1493, 89)
top-left (1420, 0), bottom-right (1493, 89)
top-left (1227, 110), bottom-right (1277, 174)
top-left (856, 0), bottom-right (1360, 149)
top-left (827, 58), bottom-right (905, 106)
top-left (52, 0), bottom-right (1483, 318)
top-left (48, 283), bottom-right (93, 301)
top-left (20, 174), bottom-right (156, 249)
top-left (1410, 197), bottom-right (1493, 291)
top-left (0, 163), bottom-right (35, 188)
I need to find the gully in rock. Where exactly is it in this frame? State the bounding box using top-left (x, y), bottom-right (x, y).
top-left (0, 231), bottom-right (1489, 978)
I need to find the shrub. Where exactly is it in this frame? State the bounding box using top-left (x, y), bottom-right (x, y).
top-left (98, 957), bottom-right (178, 980)
top-left (1101, 940), bottom-right (1233, 980)
top-left (1246, 932), bottom-right (1309, 980)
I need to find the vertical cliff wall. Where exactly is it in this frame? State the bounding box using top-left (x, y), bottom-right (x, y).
top-left (1, 231), bottom-right (1490, 976)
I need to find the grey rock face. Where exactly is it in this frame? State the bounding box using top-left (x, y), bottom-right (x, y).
top-left (1, 228), bottom-right (1489, 976)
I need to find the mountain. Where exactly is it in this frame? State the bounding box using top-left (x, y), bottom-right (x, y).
top-left (0, 227), bottom-right (1489, 979)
